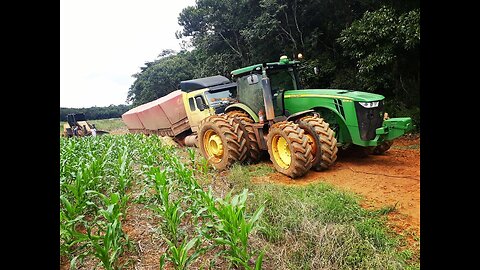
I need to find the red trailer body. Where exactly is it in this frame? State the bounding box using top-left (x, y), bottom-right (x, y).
top-left (121, 90), bottom-right (190, 136)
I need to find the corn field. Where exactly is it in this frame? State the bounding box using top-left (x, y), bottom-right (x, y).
top-left (60, 134), bottom-right (264, 269)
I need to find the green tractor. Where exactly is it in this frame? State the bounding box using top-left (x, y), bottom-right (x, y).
top-left (198, 57), bottom-right (338, 178)
top-left (227, 56), bottom-right (414, 158)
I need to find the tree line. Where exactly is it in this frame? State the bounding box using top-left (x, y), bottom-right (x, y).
top-left (127, 0), bottom-right (420, 126)
top-left (60, 104), bottom-right (132, 121)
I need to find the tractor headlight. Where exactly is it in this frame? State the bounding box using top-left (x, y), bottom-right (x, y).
top-left (359, 101), bottom-right (380, 108)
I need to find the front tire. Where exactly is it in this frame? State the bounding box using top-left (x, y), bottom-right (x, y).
top-left (267, 121), bottom-right (313, 179)
top-left (296, 115), bottom-right (338, 171)
top-left (198, 115), bottom-right (248, 170)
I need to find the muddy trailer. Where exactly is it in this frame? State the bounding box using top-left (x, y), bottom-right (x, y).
top-left (122, 90), bottom-right (191, 137)
top-left (122, 75), bottom-right (237, 146)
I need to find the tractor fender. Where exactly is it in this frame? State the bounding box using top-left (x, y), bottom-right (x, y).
top-left (285, 109), bottom-right (315, 122)
top-left (225, 103), bottom-right (259, 122)
top-left (312, 106), bottom-right (352, 144)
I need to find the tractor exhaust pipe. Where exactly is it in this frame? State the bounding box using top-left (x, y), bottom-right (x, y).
top-left (261, 63), bottom-right (275, 121)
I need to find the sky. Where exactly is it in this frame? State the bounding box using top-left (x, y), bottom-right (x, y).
top-left (60, 0), bottom-right (196, 108)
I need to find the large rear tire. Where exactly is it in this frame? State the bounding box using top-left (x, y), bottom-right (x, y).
top-left (225, 110), bottom-right (261, 163)
top-left (267, 121), bottom-right (313, 179)
top-left (198, 115), bottom-right (248, 170)
top-left (296, 115), bottom-right (338, 171)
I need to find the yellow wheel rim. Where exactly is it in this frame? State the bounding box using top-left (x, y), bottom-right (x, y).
top-left (271, 134), bottom-right (291, 169)
top-left (203, 130), bottom-right (224, 163)
top-left (306, 133), bottom-right (317, 157)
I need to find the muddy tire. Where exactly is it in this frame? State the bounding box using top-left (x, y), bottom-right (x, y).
top-left (226, 110), bottom-right (261, 163)
top-left (296, 115), bottom-right (338, 171)
top-left (198, 115), bottom-right (248, 170)
top-left (267, 121), bottom-right (313, 178)
top-left (373, 140), bottom-right (393, 155)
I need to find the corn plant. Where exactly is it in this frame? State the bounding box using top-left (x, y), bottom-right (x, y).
top-left (198, 156), bottom-right (210, 175)
top-left (86, 192), bottom-right (131, 270)
top-left (87, 219), bottom-right (129, 270)
top-left (160, 236), bottom-right (204, 270)
top-left (207, 189), bottom-right (265, 270)
top-left (187, 147), bottom-right (196, 167)
top-left (60, 135), bottom-right (136, 268)
top-left (115, 146), bottom-right (133, 193)
top-left (149, 170), bottom-right (184, 242)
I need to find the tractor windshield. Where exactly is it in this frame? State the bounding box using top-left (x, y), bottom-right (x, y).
top-left (268, 68), bottom-right (297, 92)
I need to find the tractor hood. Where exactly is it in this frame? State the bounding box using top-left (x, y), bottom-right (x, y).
top-left (284, 89), bottom-right (385, 102)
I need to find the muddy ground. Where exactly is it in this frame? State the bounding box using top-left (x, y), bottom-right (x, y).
top-left (253, 135), bottom-right (420, 245)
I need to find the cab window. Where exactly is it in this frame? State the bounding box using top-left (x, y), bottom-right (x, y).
top-left (188, 97), bottom-right (196, 111)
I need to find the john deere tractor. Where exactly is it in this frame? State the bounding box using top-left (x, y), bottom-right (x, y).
top-left (198, 58), bottom-right (338, 178)
top-left (228, 56), bottom-right (414, 158)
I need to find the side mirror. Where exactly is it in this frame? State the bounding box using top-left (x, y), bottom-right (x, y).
top-left (247, 75), bottom-right (259, 85)
top-left (195, 96), bottom-right (206, 111)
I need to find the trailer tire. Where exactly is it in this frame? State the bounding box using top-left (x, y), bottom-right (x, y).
top-left (267, 121), bottom-right (313, 178)
top-left (296, 115), bottom-right (338, 171)
top-left (198, 115), bottom-right (248, 170)
top-left (226, 110), bottom-right (261, 163)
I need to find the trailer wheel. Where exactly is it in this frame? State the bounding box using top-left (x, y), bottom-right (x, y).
top-left (226, 110), bottom-right (261, 163)
top-left (373, 141), bottom-right (393, 155)
top-left (198, 115), bottom-right (248, 170)
top-left (267, 121), bottom-right (313, 178)
top-left (296, 115), bottom-right (338, 171)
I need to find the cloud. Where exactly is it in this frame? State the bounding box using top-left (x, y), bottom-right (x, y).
top-left (60, 0), bottom-right (196, 108)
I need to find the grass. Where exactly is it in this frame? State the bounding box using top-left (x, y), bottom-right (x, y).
top-left (60, 118), bottom-right (126, 133)
top-left (225, 172), bottom-right (419, 269)
top-left (227, 163), bottom-right (275, 193)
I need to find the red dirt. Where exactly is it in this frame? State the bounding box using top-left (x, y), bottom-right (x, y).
top-left (252, 136), bottom-right (420, 244)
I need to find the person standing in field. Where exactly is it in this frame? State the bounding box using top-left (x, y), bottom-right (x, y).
top-left (91, 124), bottom-right (97, 137)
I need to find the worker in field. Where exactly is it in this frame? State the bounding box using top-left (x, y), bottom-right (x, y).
top-left (91, 124), bottom-right (97, 137)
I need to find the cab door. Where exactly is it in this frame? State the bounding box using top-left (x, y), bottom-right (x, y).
top-left (183, 89), bottom-right (213, 132)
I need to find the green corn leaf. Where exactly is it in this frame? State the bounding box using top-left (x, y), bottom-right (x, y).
top-left (254, 251), bottom-right (264, 270)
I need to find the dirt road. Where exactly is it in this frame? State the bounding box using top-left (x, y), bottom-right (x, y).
top-left (253, 136), bottom-right (420, 244)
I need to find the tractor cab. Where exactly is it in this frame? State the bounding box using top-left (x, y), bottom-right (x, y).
top-left (230, 56), bottom-right (302, 122)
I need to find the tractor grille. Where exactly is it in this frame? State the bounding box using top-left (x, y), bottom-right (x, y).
top-left (354, 101), bottom-right (384, 141)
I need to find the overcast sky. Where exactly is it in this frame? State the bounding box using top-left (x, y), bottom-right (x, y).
top-left (60, 0), bottom-right (196, 108)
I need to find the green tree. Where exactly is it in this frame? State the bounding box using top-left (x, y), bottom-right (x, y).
top-left (127, 0), bottom-right (420, 127)
top-left (337, 7), bottom-right (420, 105)
top-left (127, 51), bottom-right (195, 106)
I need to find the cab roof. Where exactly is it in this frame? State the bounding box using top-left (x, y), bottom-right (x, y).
top-left (231, 60), bottom-right (300, 77)
top-left (180, 75), bottom-right (231, 92)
